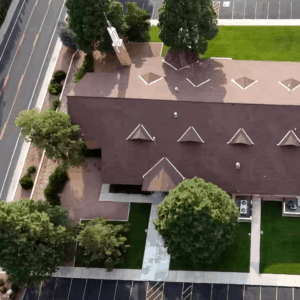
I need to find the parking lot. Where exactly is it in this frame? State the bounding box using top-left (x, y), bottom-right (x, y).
top-left (217, 0), bottom-right (300, 19)
top-left (118, 0), bottom-right (300, 20)
top-left (23, 278), bottom-right (300, 300)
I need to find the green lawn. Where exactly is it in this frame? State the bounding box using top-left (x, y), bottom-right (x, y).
top-left (260, 201), bottom-right (300, 274)
top-left (150, 26), bottom-right (300, 61)
top-left (74, 203), bottom-right (151, 269)
top-left (169, 222), bottom-right (251, 272)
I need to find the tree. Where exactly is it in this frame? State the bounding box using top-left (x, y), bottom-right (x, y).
top-left (77, 218), bottom-right (130, 271)
top-left (123, 2), bottom-right (151, 42)
top-left (0, 199), bottom-right (77, 287)
top-left (15, 108), bottom-right (85, 170)
top-left (153, 177), bottom-right (239, 267)
top-left (66, 0), bottom-right (125, 53)
top-left (158, 0), bottom-right (219, 54)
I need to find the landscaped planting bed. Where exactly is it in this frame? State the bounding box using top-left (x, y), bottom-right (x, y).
top-left (260, 201), bottom-right (300, 274)
top-left (74, 203), bottom-right (151, 269)
top-left (169, 222), bottom-right (251, 272)
top-left (150, 26), bottom-right (300, 61)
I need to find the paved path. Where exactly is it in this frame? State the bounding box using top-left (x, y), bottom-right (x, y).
top-left (250, 197), bottom-right (262, 275)
top-left (0, 0), bottom-right (66, 200)
top-left (150, 19), bottom-right (300, 25)
top-left (141, 202), bottom-right (170, 281)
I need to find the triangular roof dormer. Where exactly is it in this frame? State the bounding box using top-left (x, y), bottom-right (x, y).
top-left (277, 130), bottom-right (300, 147)
top-left (126, 124), bottom-right (155, 141)
top-left (227, 128), bottom-right (254, 145)
top-left (142, 157), bottom-right (185, 191)
top-left (177, 126), bottom-right (204, 143)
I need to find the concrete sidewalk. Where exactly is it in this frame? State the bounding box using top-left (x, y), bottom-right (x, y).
top-left (250, 197), bottom-right (262, 275)
top-left (150, 19), bottom-right (300, 26)
top-left (141, 202), bottom-right (170, 281)
top-left (52, 267), bottom-right (300, 287)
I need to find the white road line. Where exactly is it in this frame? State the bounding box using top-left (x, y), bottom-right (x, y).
top-left (0, 0), bottom-right (26, 63)
top-left (255, 1), bottom-right (257, 19)
top-left (4, 4), bottom-right (51, 128)
top-left (0, 2), bottom-right (66, 200)
top-left (151, 2), bottom-right (156, 20)
top-left (0, 0), bottom-right (39, 98)
top-left (232, 1), bottom-right (235, 19)
top-left (243, 1), bottom-right (246, 19)
top-left (279, 2), bottom-right (280, 19)
top-left (267, 2), bottom-right (269, 19)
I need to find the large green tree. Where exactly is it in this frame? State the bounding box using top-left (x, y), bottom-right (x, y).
top-left (15, 108), bottom-right (85, 170)
top-left (66, 0), bottom-right (124, 53)
top-left (158, 0), bottom-right (219, 54)
top-left (0, 199), bottom-right (77, 287)
top-left (77, 218), bottom-right (130, 271)
top-left (123, 2), bottom-right (151, 42)
top-left (154, 177), bottom-right (239, 267)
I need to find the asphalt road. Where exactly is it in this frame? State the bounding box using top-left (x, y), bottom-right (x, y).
top-left (0, 0), bottom-right (67, 200)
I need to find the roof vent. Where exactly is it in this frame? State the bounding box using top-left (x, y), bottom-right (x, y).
top-left (228, 128), bottom-right (254, 145)
top-left (126, 124), bottom-right (154, 141)
top-left (236, 162), bottom-right (241, 169)
top-left (277, 130), bottom-right (300, 147)
top-left (174, 112), bottom-right (178, 118)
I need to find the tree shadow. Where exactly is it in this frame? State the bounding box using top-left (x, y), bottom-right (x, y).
top-left (162, 59), bottom-right (228, 102)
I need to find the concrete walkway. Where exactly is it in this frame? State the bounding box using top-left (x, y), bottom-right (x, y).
top-left (150, 19), bottom-right (300, 26)
top-left (141, 202), bottom-right (170, 281)
top-left (250, 197), bottom-right (262, 275)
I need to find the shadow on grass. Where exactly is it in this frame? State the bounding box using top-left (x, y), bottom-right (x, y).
top-left (169, 222), bottom-right (251, 273)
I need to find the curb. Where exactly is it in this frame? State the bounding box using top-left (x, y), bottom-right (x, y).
top-left (0, 0), bottom-right (23, 47)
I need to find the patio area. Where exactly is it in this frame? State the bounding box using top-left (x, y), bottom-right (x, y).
top-left (60, 158), bottom-right (129, 223)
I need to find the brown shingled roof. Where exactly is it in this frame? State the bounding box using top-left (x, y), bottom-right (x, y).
top-left (127, 124), bottom-right (154, 141)
top-left (227, 128), bottom-right (254, 145)
top-left (177, 126), bottom-right (204, 143)
top-left (277, 130), bottom-right (300, 147)
top-left (142, 157), bottom-right (185, 191)
top-left (68, 96), bottom-right (300, 195)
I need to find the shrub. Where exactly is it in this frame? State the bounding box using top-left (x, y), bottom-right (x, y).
top-left (0, 279), bottom-right (4, 286)
top-left (57, 21), bottom-right (77, 50)
top-left (9, 292), bottom-right (16, 300)
top-left (19, 174), bottom-right (34, 190)
top-left (74, 53), bottom-right (94, 83)
top-left (11, 284), bottom-right (20, 294)
top-left (53, 70), bottom-right (66, 82)
top-left (48, 79), bottom-right (62, 95)
top-left (1, 287), bottom-right (7, 294)
top-left (44, 166), bottom-right (69, 206)
top-left (0, 0), bottom-right (10, 27)
top-left (27, 166), bottom-right (37, 174)
top-left (51, 97), bottom-right (61, 111)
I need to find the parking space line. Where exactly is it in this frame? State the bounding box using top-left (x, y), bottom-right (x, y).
top-left (151, 2), bottom-right (156, 19)
top-left (279, 2), bottom-right (280, 19)
top-left (113, 280), bottom-right (118, 300)
top-left (243, 1), bottom-right (246, 19)
top-left (129, 281), bottom-right (134, 300)
top-left (293, 287), bottom-right (295, 300)
top-left (97, 280), bottom-right (103, 300)
top-left (211, 284), bottom-right (213, 300)
top-left (267, 2), bottom-right (269, 19)
top-left (227, 285), bottom-right (229, 300)
top-left (255, 1), bottom-right (257, 19)
top-left (291, 2), bottom-right (292, 19)
top-left (232, 1), bottom-right (234, 19)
